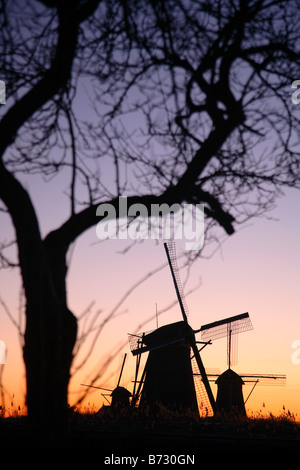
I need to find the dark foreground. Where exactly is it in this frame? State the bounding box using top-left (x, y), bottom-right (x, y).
top-left (0, 413), bottom-right (299, 452)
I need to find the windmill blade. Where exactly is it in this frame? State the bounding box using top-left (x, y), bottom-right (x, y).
top-left (191, 356), bottom-right (214, 416)
top-left (101, 393), bottom-right (111, 405)
top-left (164, 242), bottom-right (189, 323)
top-left (128, 331), bottom-right (150, 356)
top-left (116, 353), bottom-right (127, 387)
top-left (240, 373), bottom-right (286, 386)
top-left (227, 329), bottom-right (238, 368)
top-left (201, 312), bottom-right (253, 369)
top-left (191, 341), bottom-right (216, 414)
top-left (242, 374), bottom-right (286, 405)
top-left (200, 312), bottom-right (253, 341)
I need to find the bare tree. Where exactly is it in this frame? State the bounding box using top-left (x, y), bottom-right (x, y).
top-left (0, 0), bottom-right (300, 439)
top-left (90, 0), bottom-right (300, 229)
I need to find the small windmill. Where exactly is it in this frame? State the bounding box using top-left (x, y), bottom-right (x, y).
top-left (200, 315), bottom-right (286, 415)
top-left (81, 353), bottom-right (131, 409)
top-left (128, 242), bottom-right (216, 417)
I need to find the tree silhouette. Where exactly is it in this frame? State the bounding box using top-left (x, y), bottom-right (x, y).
top-left (0, 0), bottom-right (300, 438)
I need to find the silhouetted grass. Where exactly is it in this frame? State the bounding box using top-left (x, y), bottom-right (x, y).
top-left (1, 401), bottom-right (299, 449)
top-left (0, 404), bottom-right (26, 418)
top-left (74, 401), bottom-right (299, 439)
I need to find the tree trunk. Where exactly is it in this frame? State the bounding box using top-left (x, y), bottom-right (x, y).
top-left (24, 304), bottom-right (77, 439)
top-left (23, 237), bottom-right (77, 439)
top-left (0, 162), bottom-right (77, 438)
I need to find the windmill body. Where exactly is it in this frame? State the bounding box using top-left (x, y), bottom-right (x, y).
top-left (215, 368), bottom-right (246, 416)
top-left (111, 386), bottom-right (131, 409)
top-left (139, 321), bottom-right (198, 413)
top-left (81, 353), bottom-right (132, 412)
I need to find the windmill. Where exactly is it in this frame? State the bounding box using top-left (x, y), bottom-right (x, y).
top-left (128, 242), bottom-right (216, 417)
top-left (81, 353), bottom-right (131, 410)
top-left (200, 314), bottom-right (286, 415)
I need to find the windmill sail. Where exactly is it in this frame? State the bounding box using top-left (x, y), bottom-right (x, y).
top-left (164, 241), bottom-right (216, 413)
top-left (191, 355), bottom-right (214, 416)
top-left (200, 312), bottom-right (253, 341)
top-left (164, 242), bottom-right (189, 323)
top-left (239, 373), bottom-right (286, 385)
top-left (200, 312), bottom-right (253, 368)
top-left (117, 353), bottom-right (127, 387)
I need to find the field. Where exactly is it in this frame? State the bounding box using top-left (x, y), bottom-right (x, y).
top-left (0, 406), bottom-right (299, 451)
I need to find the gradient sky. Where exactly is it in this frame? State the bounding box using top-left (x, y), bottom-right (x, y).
top-left (0, 173), bottom-right (299, 419)
top-left (0, 2), bottom-right (299, 418)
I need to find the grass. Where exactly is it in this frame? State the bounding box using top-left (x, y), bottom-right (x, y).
top-left (1, 400), bottom-right (299, 447)
top-left (0, 404), bottom-right (26, 418)
top-left (74, 401), bottom-right (299, 439)
top-left (1, 398), bottom-right (297, 426)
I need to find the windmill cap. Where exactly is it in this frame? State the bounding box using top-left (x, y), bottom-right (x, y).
top-left (215, 368), bottom-right (245, 385)
top-left (143, 321), bottom-right (193, 348)
top-left (111, 386), bottom-right (132, 397)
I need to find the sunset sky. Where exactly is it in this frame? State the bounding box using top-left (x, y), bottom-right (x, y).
top-left (0, 175), bottom-right (299, 419)
top-left (0, 0), bottom-right (300, 422)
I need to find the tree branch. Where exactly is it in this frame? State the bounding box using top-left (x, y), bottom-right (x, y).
top-left (0, 3), bottom-right (79, 159)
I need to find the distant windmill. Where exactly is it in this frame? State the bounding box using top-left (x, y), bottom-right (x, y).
top-left (128, 242), bottom-right (216, 417)
top-left (81, 353), bottom-right (131, 410)
top-left (200, 314), bottom-right (286, 415)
